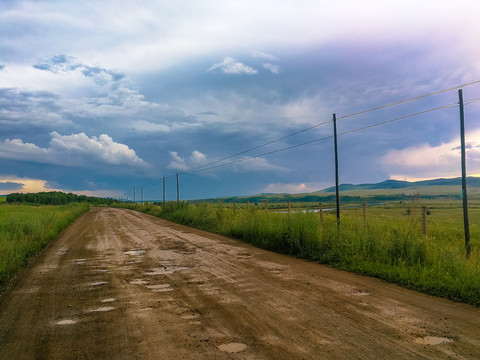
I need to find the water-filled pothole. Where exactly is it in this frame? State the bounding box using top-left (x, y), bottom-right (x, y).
top-left (145, 266), bottom-right (189, 276)
top-left (90, 306), bottom-right (115, 312)
top-left (414, 336), bottom-right (454, 345)
top-left (146, 284), bottom-right (174, 292)
top-left (218, 342), bottom-right (248, 353)
top-left (56, 319), bottom-right (77, 325)
top-left (90, 281), bottom-right (108, 286)
top-left (124, 250), bottom-right (146, 256)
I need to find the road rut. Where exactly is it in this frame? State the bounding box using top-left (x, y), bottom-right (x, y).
top-left (1, 207), bottom-right (479, 359)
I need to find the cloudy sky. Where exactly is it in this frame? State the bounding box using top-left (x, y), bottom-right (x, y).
top-left (1, 0), bottom-right (480, 200)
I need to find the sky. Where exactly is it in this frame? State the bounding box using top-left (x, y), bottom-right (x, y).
top-left (1, 0), bottom-right (480, 200)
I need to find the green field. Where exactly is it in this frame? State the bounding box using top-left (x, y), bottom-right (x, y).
top-left (120, 198), bottom-right (480, 306)
top-left (0, 203), bottom-right (90, 292)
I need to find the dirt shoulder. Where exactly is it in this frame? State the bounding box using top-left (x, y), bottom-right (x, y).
top-left (1, 207), bottom-right (479, 359)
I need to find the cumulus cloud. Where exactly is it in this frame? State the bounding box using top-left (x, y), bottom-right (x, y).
top-left (380, 129), bottom-right (480, 180)
top-left (0, 132), bottom-right (148, 168)
top-left (167, 150), bottom-right (208, 171)
top-left (0, 175), bottom-right (62, 195)
top-left (207, 57), bottom-right (258, 75)
top-left (167, 151), bottom-right (188, 171)
top-left (262, 62), bottom-right (281, 74)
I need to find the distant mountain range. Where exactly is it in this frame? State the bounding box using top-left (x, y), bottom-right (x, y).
top-left (206, 177), bottom-right (480, 204)
top-left (320, 177), bottom-right (480, 193)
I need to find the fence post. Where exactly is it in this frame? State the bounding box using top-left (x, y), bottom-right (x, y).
top-left (458, 89), bottom-right (471, 259)
top-left (319, 202), bottom-right (323, 225)
top-left (363, 203), bottom-right (367, 229)
top-left (422, 206), bottom-right (427, 235)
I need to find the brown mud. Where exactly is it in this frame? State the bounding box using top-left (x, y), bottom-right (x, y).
top-left (1, 207), bottom-right (479, 359)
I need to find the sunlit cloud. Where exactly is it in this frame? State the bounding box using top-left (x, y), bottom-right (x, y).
top-left (0, 132), bottom-right (148, 168)
top-left (207, 57), bottom-right (258, 75)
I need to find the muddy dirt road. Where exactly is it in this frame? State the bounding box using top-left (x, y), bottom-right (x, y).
top-left (1, 208), bottom-right (480, 359)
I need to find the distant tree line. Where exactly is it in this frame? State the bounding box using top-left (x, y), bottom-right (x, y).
top-left (5, 191), bottom-right (120, 205)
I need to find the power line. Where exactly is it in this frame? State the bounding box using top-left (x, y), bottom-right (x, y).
top-left (127, 81), bottom-right (480, 196)
top-left (184, 102), bottom-right (456, 176)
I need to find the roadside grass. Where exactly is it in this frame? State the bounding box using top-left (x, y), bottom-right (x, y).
top-left (119, 201), bottom-right (480, 306)
top-left (0, 203), bottom-right (90, 292)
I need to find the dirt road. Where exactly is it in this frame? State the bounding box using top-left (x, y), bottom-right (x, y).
top-left (1, 208), bottom-right (479, 359)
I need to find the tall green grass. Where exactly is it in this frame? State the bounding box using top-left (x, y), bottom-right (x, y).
top-left (0, 203), bottom-right (90, 291)
top-left (122, 201), bottom-right (480, 306)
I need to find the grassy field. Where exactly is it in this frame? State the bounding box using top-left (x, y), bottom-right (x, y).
top-left (0, 203), bottom-right (90, 292)
top-left (120, 199), bottom-right (480, 306)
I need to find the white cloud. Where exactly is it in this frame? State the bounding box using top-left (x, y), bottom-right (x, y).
top-left (207, 57), bottom-right (257, 75)
top-left (234, 157), bottom-right (287, 172)
top-left (131, 120), bottom-right (170, 133)
top-left (167, 150), bottom-right (208, 171)
top-left (380, 128), bottom-right (480, 180)
top-left (0, 175), bottom-right (61, 195)
top-left (0, 175), bottom-right (122, 197)
top-left (0, 132), bottom-right (148, 168)
top-left (190, 150), bottom-right (207, 165)
top-left (262, 63), bottom-right (281, 74)
top-left (263, 182), bottom-right (331, 194)
top-left (251, 50), bottom-right (277, 61)
top-left (167, 151), bottom-right (188, 171)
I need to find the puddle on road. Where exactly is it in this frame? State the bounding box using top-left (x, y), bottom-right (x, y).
top-left (414, 336), bottom-right (454, 346)
top-left (124, 250), bottom-right (146, 256)
top-left (90, 281), bottom-right (108, 286)
top-left (130, 279), bottom-right (148, 285)
top-left (97, 269), bottom-right (109, 273)
top-left (74, 258), bottom-right (86, 264)
top-left (90, 306), bottom-right (115, 312)
top-left (145, 266), bottom-right (189, 276)
top-left (218, 343), bottom-right (248, 353)
top-left (101, 298), bottom-right (116, 303)
top-left (146, 284), bottom-right (174, 292)
top-left (56, 319), bottom-right (77, 325)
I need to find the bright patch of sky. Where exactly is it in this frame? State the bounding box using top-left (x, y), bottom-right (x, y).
top-left (1, 0), bottom-right (480, 199)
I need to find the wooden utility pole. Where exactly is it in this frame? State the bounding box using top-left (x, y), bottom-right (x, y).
top-left (459, 89), bottom-right (471, 258)
top-left (333, 113), bottom-right (340, 227)
top-left (133, 186), bottom-right (135, 203)
top-left (141, 186), bottom-right (144, 204)
top-left (163, 176), bottom-right (165, 204)
top-left (176, 173), bottom-right (180, 203)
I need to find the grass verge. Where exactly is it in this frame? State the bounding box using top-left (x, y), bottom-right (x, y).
top-left (0, 203), bottom-right (90, 292)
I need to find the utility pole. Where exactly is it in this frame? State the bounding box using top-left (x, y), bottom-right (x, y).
top-left (333, 113), bottom-right (340, 227)
top-left (176, 173), bottom-right (180, 203)
top-left (141, 186), bottom-right (144, 204)
top-left (459, 89), bottom-right (471, 258)
top-left (133, 186), bottom-right (136, 203)
top-left (163, 176), bottom-right (166, 204)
